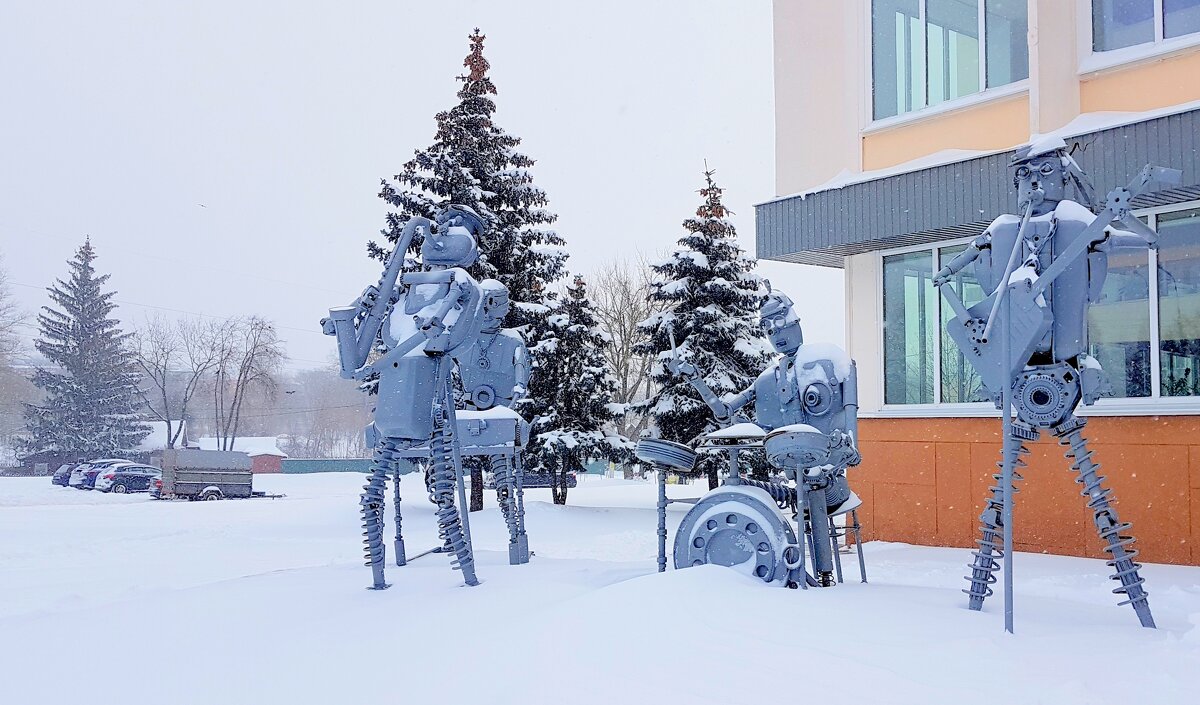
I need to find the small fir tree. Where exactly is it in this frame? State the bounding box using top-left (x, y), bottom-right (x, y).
top-left (636, 169), bottom-right (771, 488)
top-left (24, 239), bottom-right (148, 462)
top-left (520, 276), bottom-right (629, 504)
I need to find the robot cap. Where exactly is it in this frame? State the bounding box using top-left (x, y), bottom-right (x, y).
top-left (760, 291), bottom-right (797, 321)
top-left (1010, 136), bottom-right (1068, 166)
top-left (438, 204), bottom-right (486, 237)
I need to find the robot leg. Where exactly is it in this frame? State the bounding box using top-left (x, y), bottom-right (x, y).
top-left (964, 431), bottom-right (1030, 610)
top-left (361, 437), bottom-right (400, 590)
top-left (1054, 419), bottom-right (1154, 628)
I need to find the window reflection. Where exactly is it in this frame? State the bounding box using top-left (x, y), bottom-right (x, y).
top-left (1088, 247), bottom-right (1152, 397)
top-left (1158, 208), bottom-right (1200, 397)
top-left (884, 251), bottom-right (935, 404)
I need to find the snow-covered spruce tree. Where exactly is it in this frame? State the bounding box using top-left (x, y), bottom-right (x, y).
top-left (635, 169), bottom-right (771, 489)
top-left (520, 275), bottom-right (629, 505)
top-left (24, 239), bottom-right (148, 463)
top-left (371, 28), bottom-right (566, 331)
top-left (369, 29), bottom-right (568, 510)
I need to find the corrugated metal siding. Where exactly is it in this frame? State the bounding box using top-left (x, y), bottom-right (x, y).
top-left (757, 108), bottom-right (1200, 267)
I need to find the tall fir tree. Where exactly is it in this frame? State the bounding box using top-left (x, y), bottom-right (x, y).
top-left (372, 28), bottom-right (567, 333)
top-left (520, 275), bottom-right (628, 504)
top-left (367, 28), bottom-right (571, 506)
top-left (24, 239), bottom-right (148, 462)
top-left (636, 169), bottom-right (771, 488)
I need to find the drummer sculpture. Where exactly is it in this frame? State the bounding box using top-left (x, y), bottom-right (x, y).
top-left (323, 205), bottom-right (487, 589)
top-left (933, 139), bottom-right (1180, 628)
top-left (451, 279), bottom-right (531, 564)
top-left (651, 290), bottom-right (865, 588)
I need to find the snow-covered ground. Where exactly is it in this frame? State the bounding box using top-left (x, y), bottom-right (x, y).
top-left (1, 473), bottom-right (1197, 704)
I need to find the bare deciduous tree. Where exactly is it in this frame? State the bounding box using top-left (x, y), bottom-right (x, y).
top-left (134, 316), bottom-right (222, 448)
top-left (0, 255), bottom-right (21, 367)
top-left (211, 316), bottom-right (284, 450)
top-left (591, 257), bottom-right (668, 440)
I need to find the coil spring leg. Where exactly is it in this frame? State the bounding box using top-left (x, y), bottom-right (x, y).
top-left (738, 477), bottom-right (797, 512)
top-left (513, 452), bottom-right (529, 563)
top-left (491, 455), bottom-right (521, 564)
top-left (656, 466), bottom-right (667, 573)
top-left (965, 432), bottom-right (1029, 610)
top-left (361, 437), bottom-right (397, 590)
top-left (829, 514), bottom-right (844, 584)
top-left (1054, 420), bottom-right (1155, 628)
top-left (428, 379), bottom-right (478, 586)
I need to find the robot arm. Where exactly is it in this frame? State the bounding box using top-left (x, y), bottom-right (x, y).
top-left (836, 362), bottom-right (861, 467)
top-left (933, 232), bottom-right (991, 288)
top-left (323, 216), bottom-right (431, 379)
top-left (666, 356), bottom-right (735, 426)
top-left (512, 343), bottom-right (530, 401)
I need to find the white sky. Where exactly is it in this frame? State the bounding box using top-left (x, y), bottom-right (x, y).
top-left (0, 0), bottom-right (844, 370)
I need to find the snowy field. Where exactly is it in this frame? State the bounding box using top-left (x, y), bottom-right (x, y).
top-left (1, 474), bottom-right (1198, 704)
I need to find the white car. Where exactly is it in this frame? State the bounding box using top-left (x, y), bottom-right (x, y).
top-left (68, 459), bottom-right (129, 489)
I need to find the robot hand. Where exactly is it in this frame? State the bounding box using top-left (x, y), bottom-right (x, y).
top-left (932, 267), bottom-right (953, 288)
top-left (356, 285), bottom-right (381, 315)
top-left (667, 357), bottom-right (699, 380)
top-left (416, 313), bottom-right (447, 340)
top-left (320, 317), bottom-right (336, 336)
top-left (828, 431), bottom-right (861, 467)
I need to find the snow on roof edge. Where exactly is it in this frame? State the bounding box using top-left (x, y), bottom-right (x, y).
top-left (755, 100), bottom-right (1200, 207)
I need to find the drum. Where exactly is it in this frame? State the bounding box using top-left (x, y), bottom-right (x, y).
top-left (673, 485), bottom-right (798, 583)
top-left (634, 438), bottom-right (697, 472)
top-left (764, 424), bottom-right (831, 469)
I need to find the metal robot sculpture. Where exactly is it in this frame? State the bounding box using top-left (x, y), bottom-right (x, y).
top-left (638, 290), bottom-right (866, 588)
top-left (451, 279), bottom-right (532, 565)
top-left (933, 138), bottom-right (1181, 630)
top-left (323, 205), bottom-right (487, 589)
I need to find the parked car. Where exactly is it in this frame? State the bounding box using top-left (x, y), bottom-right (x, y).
top-left (69, 459), bottom-right (132, 489)
top-left (95, 465), bottom-right (160, 493)
top-left (51, 463), bottom-right (81, 486)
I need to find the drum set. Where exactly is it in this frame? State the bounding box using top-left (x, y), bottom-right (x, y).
top-left (638, 423), bottom-right (866, 589)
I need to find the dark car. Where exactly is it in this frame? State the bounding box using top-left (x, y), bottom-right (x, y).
top-left (95, 464), bottom-right (160, 493)
top-left (51, 463), bottom-right (80, 486)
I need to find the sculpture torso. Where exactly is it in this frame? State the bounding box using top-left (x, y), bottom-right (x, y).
top-left (454, 329), bottom-right (527, 410)
top-left (751, 343), bottom-right (852, 436)
top-left (976, 201), bottom-right (1108, 364)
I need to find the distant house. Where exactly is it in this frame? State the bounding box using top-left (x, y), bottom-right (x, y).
top-left (196, 436), bottom-right (288, 474)
top-left (137, 420), bottom-right (191, 454)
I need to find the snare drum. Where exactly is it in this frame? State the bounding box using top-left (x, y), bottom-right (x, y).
top-left (634, 438), bottom-right (697, 472)
top-left (763, 424), bottom-right (831, 469)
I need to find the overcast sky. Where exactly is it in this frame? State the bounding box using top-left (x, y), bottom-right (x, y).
top-left (0, 0), bottom-right (844, 370)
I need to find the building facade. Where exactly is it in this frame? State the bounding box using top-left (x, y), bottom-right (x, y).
top-left (759, 0), bottom-right (1200, 564)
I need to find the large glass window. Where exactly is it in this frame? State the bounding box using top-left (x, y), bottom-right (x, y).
top-left (1093, 0), bottom-right (1200, 52)
top-left (883, 251), bottom-right (935, 404)
top-left (1165, 0), bottom-right (1200, 39)
top-left (985, 0), bottom-right (1030, 87)
top-left (880, 204), bottom-right (1200, 408)
top-left (1157, 208), bottom-right (1200, 396)
top-left (1088, 247), bottom-right (1152, 397)
top-left (872, 0), bottom-right (1028, 120)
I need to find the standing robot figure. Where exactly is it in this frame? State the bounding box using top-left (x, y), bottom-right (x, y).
top-left (451, 279), bottom-right (532, 564)
top-left (934, 139), bottom-right (1180, 628)
top-left (665, 291), bottom-right (865, 587)
top-left (323, 205), bottom-right (487, 589)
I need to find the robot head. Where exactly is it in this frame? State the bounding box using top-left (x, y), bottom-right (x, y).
top-left (759, 291), bottom-right (803, 355)
top-left (479, 279), bottom-right (510, 331)
top-left (423, 204), bottom-right (484, 267)
top-left (1011, 139), bottom-right (1069, 215)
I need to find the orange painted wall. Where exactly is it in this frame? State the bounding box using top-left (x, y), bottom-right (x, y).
top-left (850, 416), bottom-right (1199, 565)
top-left (862, 94), bottom-right (1030, 171)
top-left (1081, 49), bottom-right (1200, 113)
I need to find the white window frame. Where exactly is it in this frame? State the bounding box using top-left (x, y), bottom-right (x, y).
top-left (1079, 0), bottom-right (1200, 75)
top-left (873, 199), bottom-right (1200, 418)
top-left (865, 0), bottom-right (1031, 132)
